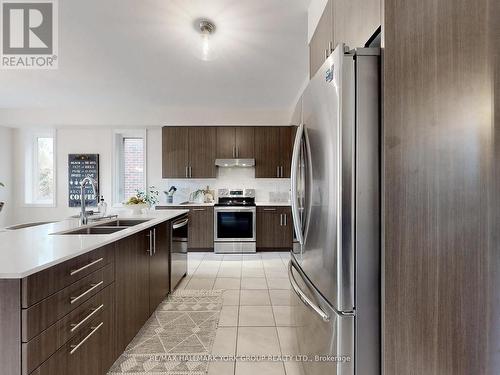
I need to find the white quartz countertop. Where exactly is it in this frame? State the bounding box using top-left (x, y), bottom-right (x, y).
top-left (0, 210), bottom-right (188, 279)
top-left (157, 203), bottom-right (215, 207)
top-left (157, 202), bottom-right (291, 207)
top-left (255, 202), bottom-right (291, 206)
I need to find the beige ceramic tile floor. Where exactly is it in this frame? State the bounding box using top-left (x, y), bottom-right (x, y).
top-left (176, 252), bottom-right (301, 375)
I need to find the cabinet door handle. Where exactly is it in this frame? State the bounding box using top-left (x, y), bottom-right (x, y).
top-left (284, 214), bottom-right (287, 226)
top-left (147, 230), bottom-right (153, 256)
top-left (280, 214), bottom-right (283, 226)
top-left (277, 166), bottom-right (280, 177)
top-left (236, 146), bottom-right (239, 158)
top-left (153, 228), bottom-right (156, 255)
top-left (329, 41), bottom-right (334, 53)
top-left (70, 304), bottom-right (104, 333)
top-left (185, 166), bottom-right (189, 178)
top-left (189, 166), bottom-right (192, 178)
top-left (325, 48), bottom-right (330, 60)
top-left (69, 322), bottom-right (104, 355)
top-left (233, 145), bottom-right (236, 158)
top-left (70, 281), bottom-right (104, 304)
top-left (70, 258), bottom-right (103, 276)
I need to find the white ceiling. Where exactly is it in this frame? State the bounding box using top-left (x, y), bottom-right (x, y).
top-left (0, 0), bottom-right (310, 127)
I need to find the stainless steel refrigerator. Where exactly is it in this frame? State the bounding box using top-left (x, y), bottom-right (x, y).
top-left (289, 44), bottom-right (380, 375)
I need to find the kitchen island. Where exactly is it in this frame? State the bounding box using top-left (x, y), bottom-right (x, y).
top-left (0, 209), bottom-right (188, 375)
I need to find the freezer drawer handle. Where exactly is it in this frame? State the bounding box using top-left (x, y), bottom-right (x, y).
top-left (288, 261), bottom-right (330, 322)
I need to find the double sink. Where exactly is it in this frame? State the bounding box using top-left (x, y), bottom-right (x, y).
top-left (57, 219), bottom-right (151, 235)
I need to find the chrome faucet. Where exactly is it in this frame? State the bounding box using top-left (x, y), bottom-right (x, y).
top-left (80, 177), bottom-right (97, 225)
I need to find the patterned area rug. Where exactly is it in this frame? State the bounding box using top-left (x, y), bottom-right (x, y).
top-left (108, 290), bottom-right (222, 375)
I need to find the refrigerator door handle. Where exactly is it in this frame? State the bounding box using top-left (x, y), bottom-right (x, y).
top-left (288, 260), bottom-right (330, 322)
top-left (291, 124), bottom-right (305, 245)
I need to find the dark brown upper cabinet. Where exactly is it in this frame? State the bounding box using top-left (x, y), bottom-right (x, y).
top-left (216, 127), bottom-right (236, 158)
top-left (216, 127), bottom-right (255, 159)
top-left (255, 126), bottom-right (294, 178)
top-left (188, 127), bottom-right (217, 178)
top-left (162, 127), bottom-right (189, 178)
top-left (279, 126), bottom-right (296, 178)
top-left (235, 127), bottom-right (255, 158)
top-left (309, 0), bottom-right (381, 78)
top-left (162, 126), bottom-right (216, 178)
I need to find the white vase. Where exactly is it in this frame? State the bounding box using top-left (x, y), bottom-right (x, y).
top-left (127, 203), bottom-right (148, 215)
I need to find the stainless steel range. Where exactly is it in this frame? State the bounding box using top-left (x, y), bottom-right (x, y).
top-left (214, 189), bottom-right (256, 253)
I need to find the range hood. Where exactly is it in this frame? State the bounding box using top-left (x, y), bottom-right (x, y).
top-left (215, 158), bottom-right (255, 168)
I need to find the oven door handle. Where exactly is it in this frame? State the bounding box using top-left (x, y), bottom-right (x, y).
top-left (214, 207), bottom-right (256, 212)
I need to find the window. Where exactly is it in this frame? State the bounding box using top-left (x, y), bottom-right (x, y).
top-left (113, 129), bottom-right (146, 205)
top-left (24, 131), bottom-right (56, 206)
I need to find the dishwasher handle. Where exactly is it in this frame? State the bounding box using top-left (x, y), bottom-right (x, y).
top-left (172, 217), bottom-right (189, 229)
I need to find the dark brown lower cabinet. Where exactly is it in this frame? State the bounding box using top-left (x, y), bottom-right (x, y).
top-left (257, 206), bottom-right (293, 250)
top-left (188, 207), bottom-right (214, 249)
top-left (29, 284), bottom-right (115, 375)
top-left (157, 206), bottom-right (214, 250)
top-left (149, 222), bottom-right (171, 313)
top-left (115, 231), bottom-right (150, 355)
top-left (1, 219), bottom-right (175, 375)
top-left (276, 207), bottom-right (293, 248)
top-left (115, 225), bottom-right (172, 354)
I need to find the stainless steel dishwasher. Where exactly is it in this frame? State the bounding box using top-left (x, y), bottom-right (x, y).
top-left (170, 214), bottom-right (188, 291)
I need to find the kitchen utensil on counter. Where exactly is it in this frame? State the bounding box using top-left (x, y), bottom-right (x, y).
top-left (164, 186), bottom-right (177, 204)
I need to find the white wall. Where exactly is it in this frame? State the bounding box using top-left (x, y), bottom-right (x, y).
top-left (12, 128), bottom-right (114, 224)
top-left (10, 126), bottom-right (291, 225)
top-left (0, 126), bottom-right (13, 227)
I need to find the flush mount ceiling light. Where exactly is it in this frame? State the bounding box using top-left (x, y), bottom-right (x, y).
top-left (194, 18), bottom-right (217, 61)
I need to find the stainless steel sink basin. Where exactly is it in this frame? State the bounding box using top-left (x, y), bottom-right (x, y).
top-left (95, 219), bottom-right (151, 227)
top-left (58, 226), bottom-right (127, 235)
top-left (6, 221), bottom-right (55, 230)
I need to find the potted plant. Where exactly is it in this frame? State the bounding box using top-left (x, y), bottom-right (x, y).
top-left (0, 182), bottom-right (4, 213)
top-left (124, 186), bottom-right (159, 214)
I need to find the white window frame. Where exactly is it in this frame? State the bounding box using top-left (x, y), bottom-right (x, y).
top-left (23, 129), bottom-right (57, 207)
top-left (112, 129), bottom-right (147, 207)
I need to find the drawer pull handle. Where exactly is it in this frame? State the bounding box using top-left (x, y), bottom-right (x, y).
top-left (192, 208), bottom-right (205, 211)
top-left (70, 258), bottom-right (104, 276)
top-left (70, 304), bottom-right (104, 333)
top-left (263, 208), bottom-right (277, 211)
top-left (69, 322), bottom-right (104, 355)
top-left (70, 281), bottom-right (104, 304)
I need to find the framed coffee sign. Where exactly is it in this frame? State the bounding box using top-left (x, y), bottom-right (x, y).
top-left (68, 154), bottom-right (100, 207)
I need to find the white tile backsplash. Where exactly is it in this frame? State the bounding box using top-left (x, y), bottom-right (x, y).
top-left (162, 167), bottom-right (290, 204)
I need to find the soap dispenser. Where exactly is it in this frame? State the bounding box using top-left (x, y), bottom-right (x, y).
top-left (97, 196), bottom-right (108, 216)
